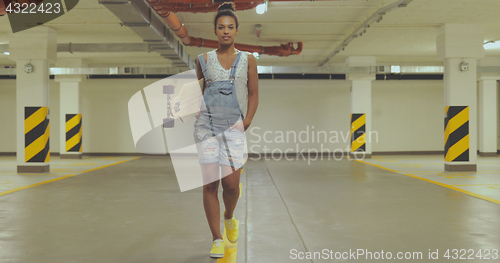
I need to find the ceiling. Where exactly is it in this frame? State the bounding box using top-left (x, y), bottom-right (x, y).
top-left (1, 0), bottom-right (500, 68)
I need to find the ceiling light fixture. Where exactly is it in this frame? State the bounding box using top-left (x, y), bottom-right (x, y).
top-left (4, 52), bottom-right (9, 55)
top-left (484, 41), bottom-right (500, 50)
top-left (256, 2), bottom-right (268, 15)
top-left (391, 65), bottom-right (401, 73)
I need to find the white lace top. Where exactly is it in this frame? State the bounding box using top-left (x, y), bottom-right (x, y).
top-left (205, 49), bottom-right (249, 117)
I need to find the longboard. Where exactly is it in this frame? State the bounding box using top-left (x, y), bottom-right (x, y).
top-left (163, 78), bottom-right (205, 128)
top-left (172, 78), bottom-right (205, 121)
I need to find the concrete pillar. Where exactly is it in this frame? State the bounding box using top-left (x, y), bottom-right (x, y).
top-left (477, 57), bottom-right (500, 157)
top-left (477, 78), bottom-right (498, 156)
top-left (9, 26), bottom-right (57, 173)
top-left (437, 24), bottom-right (484, 171)
top-left (55, 59), bottom-right (85, 159)
top-left (346, 56), bottom-right (376, 159)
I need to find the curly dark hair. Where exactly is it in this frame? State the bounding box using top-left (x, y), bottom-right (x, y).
top-left (213, 2), bottom-right (239, 29)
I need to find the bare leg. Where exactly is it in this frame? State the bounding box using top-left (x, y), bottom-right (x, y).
top-left (221, 166), bottom-right (241, 219)
top-left (202, 163), bottom-right (222, 241)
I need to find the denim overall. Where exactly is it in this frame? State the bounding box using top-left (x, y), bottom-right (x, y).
top-left (194, 51), bottom-right (245, 168)
top-left (195, 51), bottom-right (244, 136)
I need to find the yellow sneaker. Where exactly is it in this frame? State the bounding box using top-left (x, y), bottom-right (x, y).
top-left (209, 239), bottom-right (224, 258)
top-left (224, 212), bottom-right (239, 243)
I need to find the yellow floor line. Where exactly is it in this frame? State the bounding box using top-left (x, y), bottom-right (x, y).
top-left (80, 157), bottom-right (140, 173)
top-left (218, 220), bottom-right (239, 263)
top-left (398, 170), bottom-right (441, 173)
top-left (452, 184), bottom-right (500, 186)
top-left (0, 157), bottom-right (140, 197)
top-left (355, 159), bottom-right (500, 206)
top-left (355, 159), bottom-right (399, 173)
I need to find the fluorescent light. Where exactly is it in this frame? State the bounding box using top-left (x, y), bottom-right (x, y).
top-left (484, 41), bottom-right (500, 50)
top-left (4, 52), bottom-right (9, 55)
top-left (391, 65), bottom-right (401, 73)
top-left (256, 3), bottom-right (267, 14)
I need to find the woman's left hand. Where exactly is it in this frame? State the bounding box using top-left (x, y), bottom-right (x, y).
top-left (229, 120), bottom-right (251, 132)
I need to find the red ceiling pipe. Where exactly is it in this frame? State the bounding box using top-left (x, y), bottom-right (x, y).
top-left (149, 0), bottom-right (317, 13)
top-left (147, 0), bottom-right (328, 14)
top-left (149, 1), bottom-right (303, 56)
top-left (0, 1), bottom-right (6, 16)
top-left (187, 36), bottom-right (302, 56)
top-left (150, 0), bottom-right (316, 4)
top-left (149, 0), bottom-right (264, 6)
top-left (150, 1), bottom-right (261, 13)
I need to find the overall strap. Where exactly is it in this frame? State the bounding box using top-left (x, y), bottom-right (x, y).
top-left (198, 53), bottom-right (211, 82)
top-left (229, 51), bottom-right (242, 80)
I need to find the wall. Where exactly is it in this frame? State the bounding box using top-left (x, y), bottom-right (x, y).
top-left (247, 79), bottom-right (351, 155)
top-left (0, 79), bottom-right (16, 152)
top-left (1, 77), bottom-right (497, 154)
top-left (371, 80), bottom-right (444, 152)
top-left (0, 78), bottom-right (157, 153)
top-left (81, 79), bottom-right (157, 153)
top-left (249, 79), bottom-right (445, 154)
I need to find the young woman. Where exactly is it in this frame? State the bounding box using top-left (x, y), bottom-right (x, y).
top-left (194, 1), bottom-right (259, 259)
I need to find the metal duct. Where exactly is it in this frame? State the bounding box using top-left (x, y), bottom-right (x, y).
top-left (1, 43), bottom-right (152, 53)
top-left (57, 43), bottom-right (150, 53)
top-left (99, 0), bottom-right (194, 69)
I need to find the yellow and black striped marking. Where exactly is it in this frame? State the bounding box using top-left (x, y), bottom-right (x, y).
top-left (66, 114), bottom-right (82, 152)
top-left (350, 113), bottom-right (366, 152)
top-left (25, 107), bottom-right (50, 162)
top-left (444, 106), bottom-right (469, 162)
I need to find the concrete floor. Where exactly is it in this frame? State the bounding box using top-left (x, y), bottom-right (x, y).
top-left (359, 155), bottom-right (500, 203)
top-left (0, 156), bottom-right (139, 195)
top-left (1, 156), bottom-right (500, 262)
